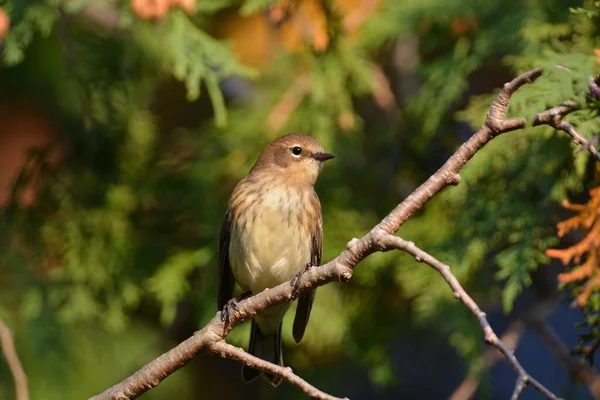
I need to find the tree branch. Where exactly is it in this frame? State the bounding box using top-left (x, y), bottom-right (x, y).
top-left (377, 235), bottom-right (559, 399)
top-left (0, 318), bottom-right (29, 400)
top-left (451, 300), bottom-right (600, 400)
top-left (550, 119), bottom-right (600, 160)
top-left (267, 74), bottom-right (310, 133)
top-left (209, 341), bottom-right (347, 400)
top-left (448, 300), bottom-right (554, 400)
top-left (449, 319), bottom-right (526, 400)
top-left (91, 67), bottom-right (595, 400)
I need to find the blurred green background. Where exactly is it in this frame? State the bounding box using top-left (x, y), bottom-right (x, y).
top-left (1, 0), bottom-right (600, 399)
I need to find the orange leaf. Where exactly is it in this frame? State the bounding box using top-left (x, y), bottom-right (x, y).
top-left (0, 8), bottom-right (9, 39)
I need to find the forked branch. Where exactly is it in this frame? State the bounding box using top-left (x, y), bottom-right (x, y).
top-left (92, 68), bottom-right (600, 400)
top-left (377, 235), bottom-right (559, 400)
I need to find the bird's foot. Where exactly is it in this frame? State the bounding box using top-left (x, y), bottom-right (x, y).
top-left (290, 263), bottom-right (315, 300)
top-left (221, 291), bottom-right (252, 324)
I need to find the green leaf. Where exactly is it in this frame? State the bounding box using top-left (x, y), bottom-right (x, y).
top-left (239, 0), bottom-right (278, 16)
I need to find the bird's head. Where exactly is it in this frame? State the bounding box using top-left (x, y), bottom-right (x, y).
top-left (251, 134), bottom-right (335, 185)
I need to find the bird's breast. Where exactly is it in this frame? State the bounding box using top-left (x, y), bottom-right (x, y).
top-left (228, 184), bottom-right (317, 294)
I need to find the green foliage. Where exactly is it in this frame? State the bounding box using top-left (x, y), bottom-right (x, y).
top-left (195, 0), bottom-right (234, 14)
top-left (2, 0), bottom-right (600, 397)
top-left (147, 248), bottom-right (212, 325)
top-left (240, 0), bottom-right (279, 16)
top-left (456, 3), bottom-right (600, 315)
top-left (137, 10), bottom-right (257, 127)
top-left (1, 2), bottom-right (57, 65)
top-left (570, 2), bottom-right (600, 18)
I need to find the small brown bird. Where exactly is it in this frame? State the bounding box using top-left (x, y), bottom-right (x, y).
top-left (218, 133), bottom-right (335, 386)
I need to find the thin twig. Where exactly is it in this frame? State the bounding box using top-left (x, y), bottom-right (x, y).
top-left (449, 320), bottom-right (526, 400)
top-left (267, 0), bottom-right (381, 133)
top-left (574, 337), bottom-right (600, 365)
top-left (551, 119), bottom-right (600, 161)
top-left (377, 235), bottom-right (560, 400)
top-left (267, 74), bottom-right (310, 133)
top-left (209, 341), bottom-right (347, 400)
top-left (0, 318), bottom-right (29, 400)
top-left (511, 377), bottom-right (527, 400)
top-left (92, 68), bottom-right (587, 400)
top-left (449, 301), bottom-right (558, 400)
top-left (369, 62), bottom-right (396, 110)
top-left (491, 76), bottom-right (600, 161)
top-left (451, 300), bottom-right (600, 400)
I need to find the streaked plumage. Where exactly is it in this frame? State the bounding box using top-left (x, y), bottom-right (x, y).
top-left (218, 134), bottom-right (334, 386)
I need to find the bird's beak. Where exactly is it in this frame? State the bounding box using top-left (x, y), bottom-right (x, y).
top-left (312, 152), bottom-right (336, 162)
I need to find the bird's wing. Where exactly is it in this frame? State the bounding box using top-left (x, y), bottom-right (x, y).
top-left (218, 208), bottom-right (235, 310)
top-left (292, 207), bottom-right (322, 344)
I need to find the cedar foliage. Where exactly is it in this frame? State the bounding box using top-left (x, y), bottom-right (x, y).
top-left (0, 0), bottom-right (600, 398)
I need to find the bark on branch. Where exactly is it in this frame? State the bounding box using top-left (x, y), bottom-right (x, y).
top-left (377, 235), bottom-right (559, 399)
top-left (0, 318), bottom-right (29, 400)
top-left (91, 68), bottom-right (599, 400)
top-left (209, 341), bottom-right (347, 400)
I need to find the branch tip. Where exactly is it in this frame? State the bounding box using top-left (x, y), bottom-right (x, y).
top-left (447, 173), bottom-right (461, 185)
top-left (346, 238), bottom-right (359, 249)
top-left (340, 270), bottom-right (353, 282)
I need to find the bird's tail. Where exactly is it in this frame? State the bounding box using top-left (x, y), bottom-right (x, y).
top-left (242, 320), bottom-right (283, 387)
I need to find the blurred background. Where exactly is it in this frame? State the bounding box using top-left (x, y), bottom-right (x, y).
top-left (1, 0), bottom-right (600, 399)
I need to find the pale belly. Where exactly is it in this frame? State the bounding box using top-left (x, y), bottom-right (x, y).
top-left (229, 204), bottom-right (311, 295)
top-left (228, 186), bottom-right (314, 334)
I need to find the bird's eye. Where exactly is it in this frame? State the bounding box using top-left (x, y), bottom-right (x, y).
top-left (291, 146), bottom-right (303, 156)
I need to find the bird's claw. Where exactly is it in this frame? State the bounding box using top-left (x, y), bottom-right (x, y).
top-left (220, 291), bottom-right (252, 324)
top-left (290, 272), bottom-right (302, 300)
top-left (220, 300), bottom-right (236, 324)
top-left (290, 263), bottom-right (315, 300)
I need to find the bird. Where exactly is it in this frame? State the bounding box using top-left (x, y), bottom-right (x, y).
top-left (217, 133), bottom-right (335, 387)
